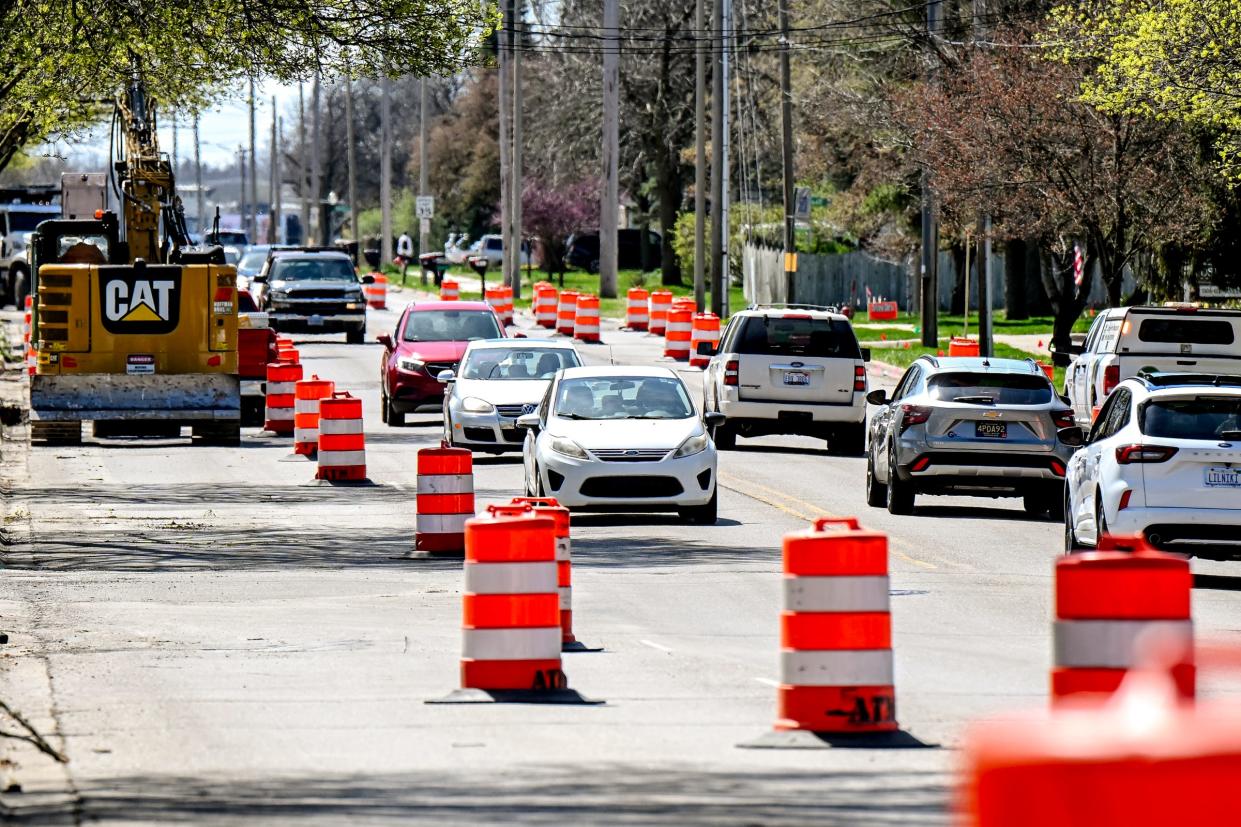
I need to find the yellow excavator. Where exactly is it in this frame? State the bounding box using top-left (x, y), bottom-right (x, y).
top-left (29, 71), bottom-right (240, 444)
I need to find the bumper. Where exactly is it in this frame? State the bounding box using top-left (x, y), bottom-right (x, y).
top-left (537, 448), bottom-right (716, 510)
top-left (449, 408), bottom-right (526, 451)
top-left (270, 313), bottom-right (365, 332)
top-left (717, 395), bottom-right (865, 435)
top-left (388, 371), bottom-right (445, 412)
top-left (29, 373), bottom-right (240, 421)
top-left (895, 442), bottom-right (1069, 494)
top-left (1106, 507), bottom-right (1241, 557)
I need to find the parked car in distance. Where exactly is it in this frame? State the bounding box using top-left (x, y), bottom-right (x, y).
top-left (702, 305), bottom-right (870, 454)
top-left (440, 340), bottom-right (582, 453)
top-left (565, 229), bottom-right (663, 273)
top-left (1, 202), bottom-right (60, 308)
top-left (866, 356), bottom-right (1077, 517)
top-left (1053, 305), bottom-right (1241, 428)
top-left (378, 301), bottom-right (508, 426)
top-left (518, 366), bottom-right (722, 523)
top-left (473, 233), bottom-right (532, 268)
top-left (206, 229), bottom-right (250, 248)
top-left (1063, 371), bottom-right (1241, 558)
top-left (236, 244), bottom-right (292, 291)
top-left (251, 248), bottom-right (370, 343)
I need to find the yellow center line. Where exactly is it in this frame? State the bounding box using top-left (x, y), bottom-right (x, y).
top-left (717, 471), bottom-right (939, 570)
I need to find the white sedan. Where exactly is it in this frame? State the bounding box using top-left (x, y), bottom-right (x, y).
top-left (518, 366), bottom-right (723, 523)
top-left (439, 340), bottom-right (582, 453)
top-left (1064, 372), bottom-right (1241, 557)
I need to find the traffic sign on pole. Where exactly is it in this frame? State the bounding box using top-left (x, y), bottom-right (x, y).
top-left (416, 196), bottom-right (435, 219)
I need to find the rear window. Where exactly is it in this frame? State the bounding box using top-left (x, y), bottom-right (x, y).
top-left (1137, 318), bottom-right (1235, 346)
top-left (403, 310), bottom-right (502, 342)
top-left (1140, 397), bottom-right (1241, 440)
top-left (928, 372), bottom-right (1053, 405)
top-left (735, 316), bottom-right (861, 358)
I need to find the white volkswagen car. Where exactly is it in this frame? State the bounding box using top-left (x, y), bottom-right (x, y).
top-left (1064, 371), bottom-right (1241, 557)
top-left (439, 340), bottom-right (582, 453)
top-left (518, 366), bottom-right (723, 523)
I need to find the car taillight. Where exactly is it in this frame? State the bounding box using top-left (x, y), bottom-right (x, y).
top-left (724, 359), bottom-right (739, 386)
top-left (1115, 444), bottom-right (1178, 464)
top-left (1049, 459), bottom-right (1066, 477)
top-left (1103, 364), bottom-right (1120, 396)
top-left (899, 404), bottom-right (931, 433)
top-left (910, 455), bottom-right (930, 472)
top-left (1052, 409), bottom-right (1075, 429)
top-left (854, 365), bottom-right (866, 392)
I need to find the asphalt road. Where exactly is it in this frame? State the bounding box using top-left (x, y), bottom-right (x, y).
top-left (2, 295), bottom-right (1240, 825)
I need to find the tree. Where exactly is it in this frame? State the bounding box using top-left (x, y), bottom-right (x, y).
top-left (521, 178), bottom-right (599, 284)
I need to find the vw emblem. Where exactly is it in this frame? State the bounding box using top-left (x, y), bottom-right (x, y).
top-left (522, 404), bottom-right (537, 415)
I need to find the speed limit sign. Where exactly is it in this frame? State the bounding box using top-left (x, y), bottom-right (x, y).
top-left (416, 196), bottom-right (435, 219)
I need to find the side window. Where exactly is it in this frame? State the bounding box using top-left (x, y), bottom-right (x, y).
top-left (538, 382), bottom-right (553, 421)
top-left (1108, 389), bottom-right (1132, 434)
top-left (718, 317), bottom-right (742, 353)
top-left (893, 366), bottom-right (921, 401)
top-left (1090, 389), bottom-right (1130, 442)
top-left (1096, 319), bottom-right (1124, 353)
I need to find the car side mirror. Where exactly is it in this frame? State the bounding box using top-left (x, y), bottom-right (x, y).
top-left (436, 369), bottom-right (455, 384)
top-left (703, 411), bottom-right (726, 428)
top-left (376, 333), bottom-right (394, 350)
top-left (861, 347), bottom-right (872, 363)
top-left (361, 274), bottom-right (375, 284)
top-left (1051, 351), bottom-right (1073, 368)
top-left (516, 412), bottom-right (541, 430)
top-left (250, 274), bottom-right (267, 284)
top-left (1058, 426), bottom-right (1086, 448)
top-left (865, 389), bottom-right (888, 406)
top-left (695, 341), bottom-right (717, 356)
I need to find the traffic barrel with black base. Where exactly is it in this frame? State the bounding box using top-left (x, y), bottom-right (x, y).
top-left (315, 393), bottom-right (369, 483)
top-left (427, 504), bottom-right (601, 705)
top-left (293, 375), bottom-right (335, 456)
top-left (264, 361), bottom-right (302, 435)
top-left (511, 496), bottom-right (600, 652)
top-left (412, 445), bottom-right (474, 558)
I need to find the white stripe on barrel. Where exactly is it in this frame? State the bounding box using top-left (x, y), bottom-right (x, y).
top-left (462, 627), bottom-right (562, 660)
top-left (417, 513), bottom-right (472, 534)
top-left (780, 650), bottom-right (894, 687)
top-left (1054, 619), bottom-right (1193, 669)
top-left (783, 576), bottom-right (890, 613)
top-left (465, 561), bottom-right (558, 594)
top-left (320, 418), bottom-right (365, 435)
top-left (417, 474), bottom-right (475, 495)
top-left (317, 450), bottom-right (367, 467)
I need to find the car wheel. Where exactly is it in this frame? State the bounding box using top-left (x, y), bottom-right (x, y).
top-left (713, 421), bottom-right (736, 450)
top-left (346, 327), bottom-right (365, 345)
top-left (1094, 491), bottom-right (1109, 547)
top-left (865, 449), bottom-right (887, 508)
top-left (680, 488), bottom-right (718, 525)
top-left (886, 444), bottom-right (915, 515)
top-left (1046, 484), bottom-right (1066, 521)
top-left (831, 423), bottom-right (866, 456)
top-left (534, 463), bottom-right (547, 497)
top-left (1064, 491), bottom-right (1080, 553)
top-left (1022, 492), bottom-right (1050, 516)
top-left (380, 394), bottom-right (390, 425)
top-left (12, 266), bottom-right (29, 309)
top-left (385, 395), bottom-right (405, 427)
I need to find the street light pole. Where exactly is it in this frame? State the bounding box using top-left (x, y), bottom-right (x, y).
top-left (600, 0), bottom-right (620, 300)
top-left (693, 0), bottom-right (706, 311)
top-left (779, 0), bottom-right (796, 306)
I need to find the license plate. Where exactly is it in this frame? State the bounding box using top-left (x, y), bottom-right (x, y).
top-left (975, 422), bottom-right (1007, 439)
top-left (1205, 467), bottom-right (1241, 488)
top-left (308, 314), bottom-right (325, 326)
top-left (783, 371), bottom-right (810, 386)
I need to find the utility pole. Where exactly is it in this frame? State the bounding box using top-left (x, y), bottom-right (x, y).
top-left (311, 74), bottom-right (323, 245)
top-left (498, 2), bottom-right (512, 285)
top-left (171, 113), bottom-right (179, 177)
top-left (693, 0), bottom-right (706, 311)
top-left (344, 72), bottom-right (358, 257)
top-left (269, 97), bottom-right (279, 244)
top-left (778, 0), bottom-right (796, 306)
top-left (920, 1), bottom-right (941, 347)
top-left (299, 83), bottom-right (310, 245)
top-left (381, 76), bottom-right (393, 267)
top-left (974, 0), bottom-right (993, 356)
top-left (419, 77), bottom-right (430, 259)
top-left (238, 147), bottom-right (248, 238)
top-left (709, 0), bottom-right (726, 316)
top-left (510, 0), bottom-right (523, 300)
top-left (721, 0), bottom-right (733, 316)
top-left (600, 0), bottom-right (620, 300)
top-left (248, 77), bottom-right (258, 242)
top-left (193, 114), bottom-right (204, 238)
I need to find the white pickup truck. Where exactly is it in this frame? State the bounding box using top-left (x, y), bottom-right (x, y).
top-left (1053, 305), bottom-right (1241, 427)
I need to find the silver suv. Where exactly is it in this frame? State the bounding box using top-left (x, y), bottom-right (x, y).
top-left (865, 356), bottom-right (1078, 517)
top-left (702, 305), bottom-right (870, 454)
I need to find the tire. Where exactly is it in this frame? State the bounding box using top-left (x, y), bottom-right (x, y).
top-left (12, 266), bottom-right (29, 309)
top-left (346, 326), bottom-right (366, 345)
top-left (885, 445), bottom-right (915, 515)
top-left (534, 463), bottom-right (547, 497)
top-left (1095, 491), bottom-right (1109, 547)
top-left (713, 422), bottom-right (736, 450)
top-left (241, 397), bottom-right (264, 427)
top-left (680, 488), bottom-right (718, 525)
top-left (1064, 491), bottom-right (1080, 553)
top-left (832, 423), bottom-right (866, 456)
top-left (1022, 492), bottom-right (1050, 516)
top-left (865, 450), bottom-right (887, 508)
top-left (385, 395), bottom-right (405, 427)
top-left (1046, 484), bottom-right (1066, 521)
top-left (380, 394), bottom-right (389, 424)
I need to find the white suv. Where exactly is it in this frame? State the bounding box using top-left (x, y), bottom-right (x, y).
top-left (701, 305), bottom-right (870, 454)
top-left (1064, 371), bottom-right (1241, 557)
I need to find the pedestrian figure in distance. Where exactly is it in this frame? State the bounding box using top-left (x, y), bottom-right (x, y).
top-left (397, 230), bottom-right (414, 282)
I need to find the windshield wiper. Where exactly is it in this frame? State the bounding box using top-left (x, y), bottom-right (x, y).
top-left (953, 395), bottom-right (996, 405)
top-left (558, 412), bottom-right (595, 420)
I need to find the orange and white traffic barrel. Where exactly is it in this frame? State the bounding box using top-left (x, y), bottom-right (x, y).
top-left (574, 293), bottom-right (601, 343)
top-left (663, 305), bottom-right (693, 361)
top-left (557, 290), bottom-right (580, 336)
top-left (461, 503), bottom-right (565, 691)
top-left (498, 285), bottom-right (514, 325)
top-left (23, 296), bottom-right (35, 376)
top-left (293, 375), bottom-right (335, 455)
top-left (440, 278), bottom-right (460, 301)
top-left (534, 284), bottom-right (559, 328)
top-left (415, 445), bottom-right (475, 556)
top-left (776, 517), bottom-right (896, 734)
top-left (363, 273), bottom-right (387, 309)
top-left (626, 287), bottom-right (649, 331)
top-left (689, 312), bottom-right (721, 368)
top-left (276, 339), bottom-right (299, 364)
top-left (648, 290), bottom-right (672, 335)
top-left (485, 286), bottom-right (506, 323)
top-left (512, 497), bottom-right (579, 649)
top-left (264, 361), bottom-right (302, 435)
top-left (1053, 543), bottom-right (1193, 703)
top-left (316, 392), bottom-right (367, 481)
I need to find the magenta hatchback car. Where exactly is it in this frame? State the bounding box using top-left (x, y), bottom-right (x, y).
top-left (377, 301), bottom-right (508, 426)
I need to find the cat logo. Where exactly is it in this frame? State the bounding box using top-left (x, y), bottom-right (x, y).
top-left (99, 267), bottom-right (182, 334)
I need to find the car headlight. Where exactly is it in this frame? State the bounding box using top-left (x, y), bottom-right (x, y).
top-left (674, 432), bottom-right (710, 458)
top-left (461, 396), bottom-right (495, 413)
top-left (398, 358), bottom-right (425, 374)
top-left (345, 302), bottom-right (363, 310)
top-left (270, 290), bottom-right (289, 302)
top-left (549, 437), bottom-right (589, 459)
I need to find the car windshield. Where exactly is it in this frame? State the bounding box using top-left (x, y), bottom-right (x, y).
top-left (1141, 397), bottom-right (1241, 440)
top-left (554, 376), bottom-right (694, 420)
top-left (215, 231), bottom-right (248, 245)
top-left (270, 257), bottom-right (356, 282)
top-left (735, 316), bottom-right (861, 358)
top-left (403, 310), bottom-right (502, 342)
top-left (237, 250), bottom-right (268, 275)
top-left (928, 372), bottom-right (1053, 405)
top-left (461, 347), bottom-right (580, 380)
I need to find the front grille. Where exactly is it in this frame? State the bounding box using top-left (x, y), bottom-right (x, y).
top-left (500, 428), bottom-right (523, 443)
top-left (497, 403), bottom-right (537, 418)
top-left (590, 448), bottom-right (669, 462)
top-left (284, 301), bottom-right (349, 316)
top-left (580, 476), bottom-right (684, 498)
top-left (289, 289), bottom-right (349, 300)
top-left (464, 427), bottom-right (496, 443)
top-left (425, 362), bottom-right (457, 376)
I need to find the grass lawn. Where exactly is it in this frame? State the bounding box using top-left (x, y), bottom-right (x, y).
top-left (852, 311), bottom-right (1093, 341)
top-left (868, 339), bottom-right (1066, 390)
